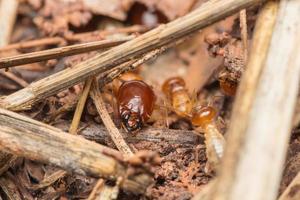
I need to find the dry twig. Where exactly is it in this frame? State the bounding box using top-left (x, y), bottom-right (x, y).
top-left (90, 79), bottom-right (134, 158)
top-left (56, 121), bottom-right (203, 145)
top-left (28, 170), bottom-right (67, 190)
top-left (66, 25), bottom-right (147, 42)
top-left (0, 25), bottom-right (147, 52)
top-left (0, 0), bottom-right (266, 111)
top-left (0, 37), bottom-right (65, 52)
top-left (69, 78), bottom-right (93, 134)
top-left (207, 1), bottom-right (300, 200)
top-left (0, 70), bottom-right (29, 88)
top-left (239, 9), bottom-right (248, 62)
top-left (0, 108), bottom-right (152, 194)
top-left (0, 36), bottom-right (134, 69)
top-left (0, 0), bottom-right (18, 47)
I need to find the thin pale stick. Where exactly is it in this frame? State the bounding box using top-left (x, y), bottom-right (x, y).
top-left (0, 70), bottom-right (29, 88)
top-left (0, 0), bottom-right (18, 47)
top-left (0, 36), bottom-right (134, 69)
top-left (0, 25), bottom-right (146, 52)
top-left (0, 37), bottom-right (65, 52)
top-left (90, 79), bottom-right (134, 158)
top-left (239, 9), bottom-right (248, 62)
top-left (69, 78), bottom-right (93, 134)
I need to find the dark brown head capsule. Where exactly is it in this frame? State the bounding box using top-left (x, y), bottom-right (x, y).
top-left (117, 80), bottom-right (156, 133)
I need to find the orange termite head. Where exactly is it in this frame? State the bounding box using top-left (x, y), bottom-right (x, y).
top-left (162, 76), bottom-right (186, 96)
top-left (191, 106), bottom-right (217, 128)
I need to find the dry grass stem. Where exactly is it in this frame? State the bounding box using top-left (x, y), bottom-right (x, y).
top-left (240, 9), bottom-right (248, 62)
top-left (0, 36), bottom-right (134, 69)
top-left (0, 70), bottom-right (29, 88)
top-left (69, 78), bottom-right (93, 134)
top-left (90, 80), bottom-right (134, 158)
top-left (0, 0), bottom-right (18, 47)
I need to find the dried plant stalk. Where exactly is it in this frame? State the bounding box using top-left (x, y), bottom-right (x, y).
top-left (0, 71), bottom-right (28, 87)
top-left (0, 0), bottom-right (18, 47)
top-left (73, 122), bottom-right (203, 145)
top-left (208, 1), bottom-right (300, 200)
top-left (69, 78), bottom-right (93, 134)
top-left (0, 108), bottom-right (152, 194)
top-left (90, 80), bottom-right (134, 158)
top-left (0, 0), bottom-right (19, 176)
top-left (0, 0), bottom-right (265, 111)
top-left (0, 36), bottom-right (134, 69)
top-left (0, 37), bottom-right (65, 52)
top-left (98, 45), bottom-right (168, 88)
top-left (239, 9), bottom-right (248, 62)
top-left (0, 25), bottom-right (146, 52)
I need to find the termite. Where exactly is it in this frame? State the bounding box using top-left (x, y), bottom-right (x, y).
top-left (191, 105), bottom-right (226, 173)
top-left (116, 73), bottom-right (156, 133)
top-left (162, 77), bottom-right (193, 117)
top-left (161, 76), bottom-right (226, 172)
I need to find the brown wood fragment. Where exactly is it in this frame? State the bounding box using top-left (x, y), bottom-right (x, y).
top-left (0, 108), bottom-right (152, 194)
top-left (55, 120), bottom-right (203, 145)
